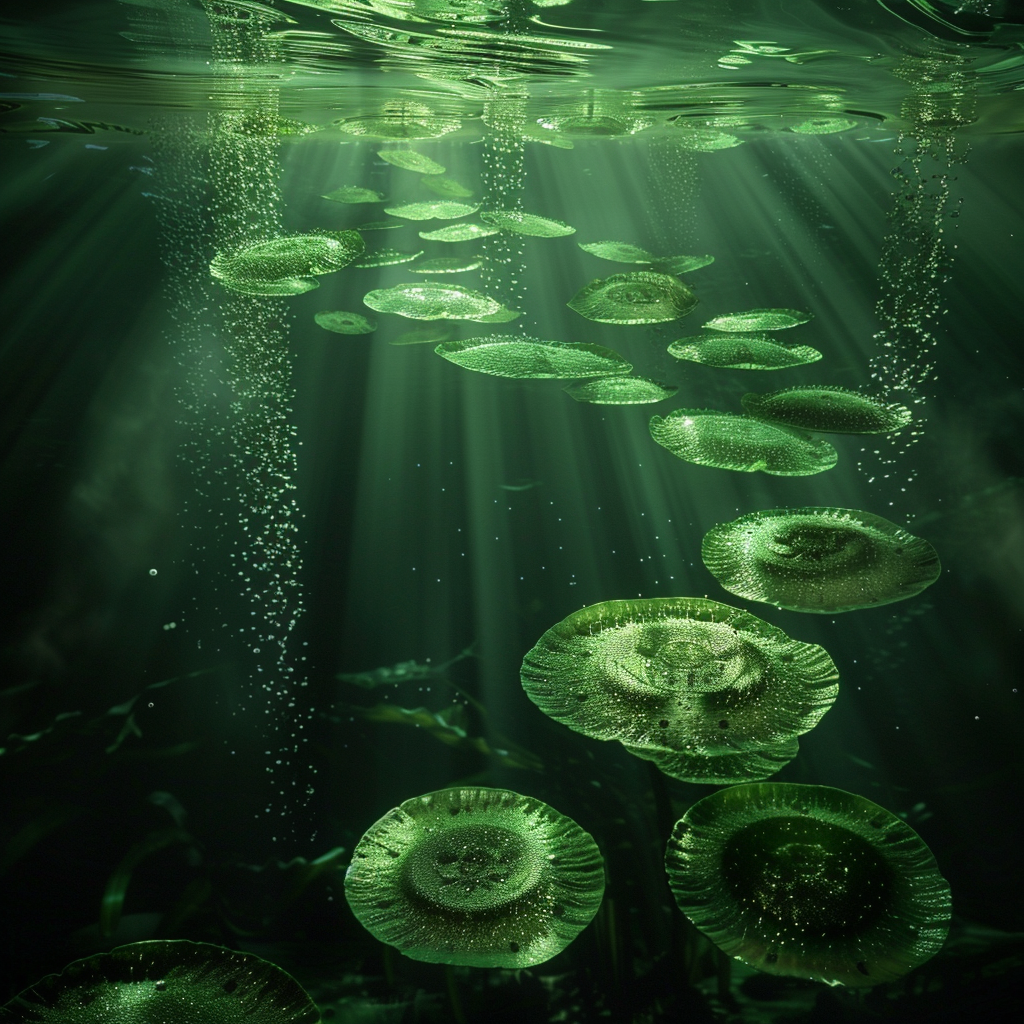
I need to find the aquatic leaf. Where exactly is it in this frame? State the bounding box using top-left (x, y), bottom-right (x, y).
top-left (419, 222), bottom-right (499, 242)
top-left (742, 386), bottom-right (913, 434)
top-left (210, 230), bottom-right (364, 285)
top-left (377, 149), bottom-right (446, 174)
top-left (480, 209), bottom-right (576, 237)
top-left (669, 332), bottom-right (823, 369)
top-left (321, 185), bottom-right (385, 204)
top-left (520, 597), bottom-right (838, 783)
top-left (355, 219), bottom-right (405, 231)
top-left (436, 336), bottom-right (630, 379)
top-left (578, 241), bottom-right (657, 264)
top-left (649, 409), bottom-right (837, 475)
top-left (423, 176), bottom-right (474, 198)
top-left (220, 277), bottom-right (319, 297)
top-left (353, 247), bottom-right (425, 268)
top-left (652, 253), bottom-right (715, 275)
top-left (410, 256), bottom-right (482, 274)
top-left (384, 200), bottom-right (480, 220)
top-left (344, 787), bottom-right (604, 967)
top-left (624, 737), bottom-right (802, 786)
top-left (314, 310), bottom-right (377, 334)
top-left (568, 271), bottom-right (698, 325)
top-left (665, 783), bottom-right (952, 986)
top-left (471, 307), bottom-right (522, 323)
top-left (363, 281), bottom-right (503, 320)
top-left (390, 325), bottom-right (455, 346)
top-left (0, 940), bottom-right (321, 1023)
top-left (563, 376), bottom-right (678, 404)
top-left (703, 308), bottom-right (813, 331)
top-left (701, 507), bottom-right (941, 613)
top-left (790, 116), bottom-right (857, 134)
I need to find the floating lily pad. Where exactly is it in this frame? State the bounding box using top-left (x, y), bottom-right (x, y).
top-left (480, 209), bottom-right (576, 237)
top-left (377, 149), bottom-right (446, 174)
top-left (354, 248), bottom-right (425, 268)
top-left (520, 597), bottom-right (838, 784)
top-left (701, 507), bottom-right (941, 613)
top-left (210, 230), bottom-right (364, 286)
top-left (563, 376), bottom-right (678, 404)
top-left (436, 336), bottom-right (630, 378)
top-left (423, 176), bottom-right (474, 198)
top-left (569, 271), bottom-right (698, 325)
top-left (385, 200), bottom-right (480, 221)
top-left (704, 308), bottom-right (813, 331)
top-left (669, 333), bottom-right (823, 370)
top-left (322, 185), bottom-right (385, 204)
top-left (742, 387), bottom-right (913, 434)
top-left (0, 939), bottom-right (321, 1023)
top-left (666, 783), bottom-right (951, 986)
top-left (344, 787), bottom-right (605, 968)
top-left (314, 310), bottom-right (377, 335)
top-left (419, 222), bottom-right (499, 242)
top-left (578, 241), bottom-right (657, 264)
top-left (649, 409), bottom-right (837, 475)
top-left (410, 256), bottom-right (482, 274)
top-left (364, 282), bottom-right (503, 320)
top-left (220, 277), bottom-right (319, 297)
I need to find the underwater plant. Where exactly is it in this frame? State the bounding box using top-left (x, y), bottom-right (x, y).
top-left (0, 939), bottom-right (320, 1023)
top-left (520, 597), bottom-right (838, 783)
top-left (649, 409), bottom-right (838, 475)
top-left (665, 783), bottom-right (952, 987)
top-left (701, 507), bottom-right (942, 613)
top-left (344, 787), bottom-right (604, 967)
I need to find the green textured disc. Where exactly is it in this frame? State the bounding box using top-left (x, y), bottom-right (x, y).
top-left (314, 310), bottom-right (377, 335)
top-left (409, 256), bottom-right (482, 274)
top-left (219, 276), bottom-right (319, 297)
top-left (0, 939), bottom-right (320, 1024)
top-left (578, 241), bottom-right (656, 264)
top-left (479, 209), bottom-right (576, 237)
top-left (701, 507), bottom-right (941, 613)
top-left (321, 185), bottom-right (385, 204)
top-left (703, 308), bottom-right (812, 332)
top-left (742, 386), bottom-right (912, 434)
top-left (345, 787), bottom-right (604, 968)
top-left (363, 282), bottom-right (502, 320)
top-left (353, 248), bottom-right (425, 268)
top-left (436, 336), bottom-right (630, 378)
top-left (649, 409), bottom-right (837, 475)
top-left (376, 149), bottom-right (446, 174)
top-left (623, 736), bottom-right (801, 785)
top-left (568, 271), bottom-right (698, 325)
top-left (419, 222), bottom-right (499, 242)
top-left (563, 376), bottom-right (678, 404)
top-left (384, 201), bottom-right (480, 221)
top-left (423, 176), bottom-right (474, 198)
top-left (665, 783), bottom-right (952, 987)
top-left (521, 597), bottom-right (837, 768)
top-left (210, 231), bottom-right (364, 286)
top-left (668, 332), bottom-right (823, 369)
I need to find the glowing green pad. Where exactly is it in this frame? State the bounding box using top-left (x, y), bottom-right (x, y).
top-left (649, 409), bottom-right (837, 475)
top-left (210, 230), bottom-right (364, 286)
top-left (384, 201), bottom-right (480, 221)
top-left (563, 376), bottom-right (678, 404)
top-left (377, 149), bottom-right (446, 174)
top-left (436, 335), bottom-right (630, 378)
top-left (364, 282), bottom-right (504, 320)
top-left (742, 386), bottom-right (912, 433)
top-left (568, 271), bottom-right (698, 325)
top-left (314, 310), bottom-right (377, 335)
top-left (703, 308), bottom-right (813, 331)
top-left (479, 209), bottom-right (576, 237)
top-left (669, 332), bottom-right (822, 369)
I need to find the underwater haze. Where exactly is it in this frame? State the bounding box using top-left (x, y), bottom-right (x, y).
top-left (1, 0), bottom-right (1023, 1021)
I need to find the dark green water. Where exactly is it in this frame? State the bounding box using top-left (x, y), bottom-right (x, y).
top-left (2, 1), bottom-right (1023, 1020)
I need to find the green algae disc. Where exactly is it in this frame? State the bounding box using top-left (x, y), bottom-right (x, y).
top-left (419, 222), bottom-right (499, 242)
top-left (480, 209), bottom-right (576, 237)
top-left (220, 276), bottom-right (319, 297)
top-left (384, 200), bottom-right (480, 221)
top-left (314, 310), bottom-right (377, 335)
top-left (742, 386), bottom-right (912, 434)
top-left (321, 185), bottom-right (385, 204)
top-left (436, 336), bottom-right (631, 379)
top-left (623, 736), bottom-right (801, 786)
top-left (665, 783), bottom-right (952, 987)
top-left (520, 597), bottom-right (838, 778)
top-left (563, 376), bottom-right (678, 404)
top-left (0, 939), bottom-right (320, 1024)
top-left (345, 787), bottom-right (604, 968)
top-left (210, 230), bottom-right (364, 285)
top-left (578, 241), bottom-right (657, 264)
top-left (701, 507), bottom-right (941, 613)
top-left (377, 149), bottom-right (446, 174)
top-left (568, 271), bottom-right (698, 325)
top-left (410, 256), bottom-right (482, 274)
top-left (704, 308), bottom-right (813, 332)
top-left (364, 282), bottom-right (502, 321)
top-left (649, 409), bottom-right (837, 476)
top-left (668, 332), bottom-right (823, 370)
